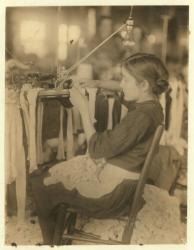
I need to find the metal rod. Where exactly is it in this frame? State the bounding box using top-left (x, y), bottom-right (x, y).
top-left (74, 229), bottom-right (101, 239)
top-left (66, 23), bottom-right (126, 75)
top-left (129, 6), bottom-right (134, 18)
top-left (62, 234), bottom-right (124, 245)
top-left (56, 6), bottom-right (62, 87)
top-left (65, 6), bottom-right (134, 76)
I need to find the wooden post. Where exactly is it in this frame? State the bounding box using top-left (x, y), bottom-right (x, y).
top-left (160, 15), bottom-right (170, 144)
top-left (36, 100), bottom-right (44, 165)
top-left (161, 15), bottom-right (170, 63)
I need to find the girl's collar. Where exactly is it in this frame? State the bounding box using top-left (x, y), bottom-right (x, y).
top-left (123, 99), bottom-right (159, 111)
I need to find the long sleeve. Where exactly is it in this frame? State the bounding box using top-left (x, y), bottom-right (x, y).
top-left (88, 111), bottom-right (152, 159)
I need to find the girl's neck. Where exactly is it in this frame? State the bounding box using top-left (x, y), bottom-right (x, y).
top-left (136, 93), bottom-right (158, 103)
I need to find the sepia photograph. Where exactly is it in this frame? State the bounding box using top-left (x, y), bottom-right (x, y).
top-left (1, 1), bottom-right (191, 247)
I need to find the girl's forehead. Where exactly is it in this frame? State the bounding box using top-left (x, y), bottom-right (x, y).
top-left (121, 66), bottom-right (143, 83)
top-left (121, 66), bottom-right (127, 75)
top-left (121, 67), bottom-right (133, 78)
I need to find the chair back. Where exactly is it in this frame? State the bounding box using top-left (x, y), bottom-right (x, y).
top-left (122, 124), bottom-right (164, 243)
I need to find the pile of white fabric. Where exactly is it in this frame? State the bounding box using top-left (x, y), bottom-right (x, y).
top-left (131, 185), bottom-right (186, 244)
top-left (44, 154), bottom-right (100, 190)
top-left (75, 185), bottom-right (186, 244)
top-left (44, 154), bottom-right (139, 199)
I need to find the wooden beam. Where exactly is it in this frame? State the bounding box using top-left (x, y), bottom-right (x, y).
top-left (38, 89), bottom-right (70, 97)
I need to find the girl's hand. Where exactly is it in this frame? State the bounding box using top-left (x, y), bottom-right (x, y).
top-left (79, 80), bottom-right (99, 89)
top-left (66, 76), bottom-right (97, 89)
top-left (69, 86), bottom-right (89, 113)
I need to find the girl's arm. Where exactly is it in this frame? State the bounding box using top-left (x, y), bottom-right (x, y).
top-left (69, 87), bottom-right (95, 143)
top-left (80, 79), bottom-right (122, 92)
top-left (79, 109), bottom-right (96, 143)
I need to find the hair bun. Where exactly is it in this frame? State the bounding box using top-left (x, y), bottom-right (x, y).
top-left (155, 78), bottom-right (169, 95)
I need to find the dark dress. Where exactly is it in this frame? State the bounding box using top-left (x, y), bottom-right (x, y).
top-left (30, 99), bottom-right (163, 244)
top-left (90, 100), bottom-right (164, 172)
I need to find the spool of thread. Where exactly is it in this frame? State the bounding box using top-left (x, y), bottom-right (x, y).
top-left (77, 63), bottom-right (93, 79)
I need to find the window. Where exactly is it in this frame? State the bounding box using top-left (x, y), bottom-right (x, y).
top-left (58, 24), bottom-right (81, 61)
top-left (58, 24), bottom-right (68, 61)
top-left (20, 20), bottom-right (46, 58)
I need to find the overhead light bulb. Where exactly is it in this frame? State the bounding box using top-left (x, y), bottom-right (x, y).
top-left (121, 17), bottom-right (135, 47)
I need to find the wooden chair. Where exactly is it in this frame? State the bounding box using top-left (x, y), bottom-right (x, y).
top-left (52, 125), bottom-right (164, 245)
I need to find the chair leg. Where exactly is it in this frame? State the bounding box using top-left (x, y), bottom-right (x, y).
top-left (53, 204), bottom-right (67, 245)
top-left (169, 161), bottom-right (182, 195)
top-left (122, 218), bottom-right (136, 243)
top-left (64, 212), bottom-right (77, 245)
top-left (122, 197), bottom-right (145, 243)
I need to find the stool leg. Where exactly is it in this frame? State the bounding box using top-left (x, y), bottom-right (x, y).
top-left (53, 204), bottom-right (67, 245)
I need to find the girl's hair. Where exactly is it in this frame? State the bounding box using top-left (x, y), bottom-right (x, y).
top-left (123, 53), bottom-right (169, 95)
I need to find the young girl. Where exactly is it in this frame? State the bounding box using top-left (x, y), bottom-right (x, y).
top-left (31, 53), bottom-right (169, 244)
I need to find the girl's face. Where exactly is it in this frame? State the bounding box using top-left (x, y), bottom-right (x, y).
top-left (120, 67), bottom-right (142, 102)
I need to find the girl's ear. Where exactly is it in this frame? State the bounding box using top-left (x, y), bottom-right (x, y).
top-left (140, 80), bottom-right (150, 92)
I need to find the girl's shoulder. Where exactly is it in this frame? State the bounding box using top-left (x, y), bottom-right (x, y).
top-left (125, 100), bottom-right (164, 126)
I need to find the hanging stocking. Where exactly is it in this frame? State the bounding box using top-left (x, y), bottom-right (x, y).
top-left (107, 97), bottom-right (115, 130)
top-left (66, 108), bottom-right (74, 160)
top-left (56, 105), bottom-right (65, 160)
